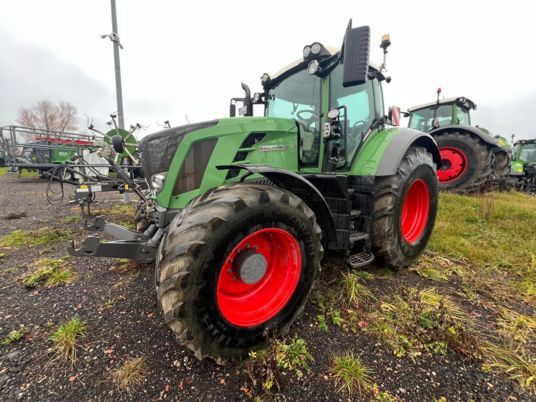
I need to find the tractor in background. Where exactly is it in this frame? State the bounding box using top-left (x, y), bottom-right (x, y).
top-left (406, 90), bottom-right (511, 192)
top-left (510, 138), bottom-right (536, 193)
top-left (69, 23), bottom-right (440, 360)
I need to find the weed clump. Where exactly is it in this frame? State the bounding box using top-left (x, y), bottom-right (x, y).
top-left (330, 352), bottom-right (372, 396)
top-left (111, 357), bottom-right (149, 390)
top-left (50, 317), bottom-right (86, 362)
top-left (340, 271), bottom-right (374, 306)
top-left (2, 329), bottom-right (24, 345)
top-left (22, 258), bottom-right (75, 288)
top-left (245, 336), bottom-right (313, 395)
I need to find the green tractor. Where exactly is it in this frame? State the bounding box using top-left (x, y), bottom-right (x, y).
top-left (510, 138), bottom-right (536, 193)
top-left (406, 90), bottom-right (511, 192)
top-left (69, 24), bottom-right (440, 360)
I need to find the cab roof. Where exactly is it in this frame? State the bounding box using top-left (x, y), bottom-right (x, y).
top-left (408, 97), bottom-right (477, 113)
top-left (269, 46), bottom-right (382, 86)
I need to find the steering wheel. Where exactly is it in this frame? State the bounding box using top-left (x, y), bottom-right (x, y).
top-left (351, 120), bottom-right (367, 130)
top-left (296, 109), bottom-right (319, 123)
top-left (346, 120), bottom-right (367, 151)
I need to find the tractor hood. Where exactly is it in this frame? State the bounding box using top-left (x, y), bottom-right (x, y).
top-left (142, 117), bottom-right (299, 206)
top-left (139, 120), bottom-right (218, 179)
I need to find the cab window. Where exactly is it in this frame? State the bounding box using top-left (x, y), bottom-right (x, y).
top-left (266, 69), bottom-right (322, 166)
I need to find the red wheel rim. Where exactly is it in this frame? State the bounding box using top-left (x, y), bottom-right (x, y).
top-left (401, 178), bottom-right (430, 244)
top-left (216, 228), bottom-right (302, 327)
top-left (437, 146), bottom-right (468, 183)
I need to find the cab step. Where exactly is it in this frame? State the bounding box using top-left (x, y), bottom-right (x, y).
top-left (348, 252), bottom-right (375, 268)
top-left (349, 231), bottom-right (369, 243)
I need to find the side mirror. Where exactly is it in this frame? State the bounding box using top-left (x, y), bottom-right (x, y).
top-left (342, 26), bottom-right (370, 87)
top-left (388, 106), bottom-right (401, 126)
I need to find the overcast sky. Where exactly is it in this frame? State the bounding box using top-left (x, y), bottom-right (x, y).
top-left (1, 0), bottom-right (535, 140)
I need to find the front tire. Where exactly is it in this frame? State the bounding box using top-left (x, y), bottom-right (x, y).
top-left (372, 146), bottom-right (438, 268)
top-left (156, 183), bottom-right (322, 360)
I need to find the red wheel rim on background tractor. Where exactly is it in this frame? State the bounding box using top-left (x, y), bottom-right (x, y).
top-left (437, 146), bottom-right (468, 183)
top-left (401, 178), bottom-right (430, 244)
top-left (216, 228), bottom-right (302, 327)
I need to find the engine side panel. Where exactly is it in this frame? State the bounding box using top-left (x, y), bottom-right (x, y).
top-left (155, 117), bottom-right (299, 209)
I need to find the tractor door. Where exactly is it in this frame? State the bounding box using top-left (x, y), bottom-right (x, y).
top-left (326, 64), bottom-right (379, 171)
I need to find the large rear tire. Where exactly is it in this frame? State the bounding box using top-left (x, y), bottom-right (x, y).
top-left (372, 147), bottom-right (438, 268)
top-left (155, 183), bottom-right (322, 360)
top-left (434, 131), bottom-right (493, 193)
top-left (486, 149), bottom-right (512, 191)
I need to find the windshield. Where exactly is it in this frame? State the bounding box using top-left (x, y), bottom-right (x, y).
top-left (517, 144), bottom-right (536, 162)
top-left (409, 104), bottom-right (452, 131)
top-left (266, 69), bottom-right (322, 166)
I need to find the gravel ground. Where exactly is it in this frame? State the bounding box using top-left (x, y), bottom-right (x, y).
top-left (0, 173), bottom-right (531, 401)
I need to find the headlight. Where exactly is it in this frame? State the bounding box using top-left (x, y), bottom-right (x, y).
top-left (150, 172), bottom-right (167, 192)
top-left (261, 73), bottom-right (271, 86)
top-left (303, 45), bottom-right (311, 60)
top-left (307, 60), bottom-right (320, 75)
top-left (311, 42), bottom-right (322, 55)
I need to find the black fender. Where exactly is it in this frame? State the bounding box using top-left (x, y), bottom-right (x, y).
top-left (429, 125), bottom-right (503, 149)
top-left (217, 164), bottom-right (337, 247)
top-left (376, 128), bottom-right (441, 176)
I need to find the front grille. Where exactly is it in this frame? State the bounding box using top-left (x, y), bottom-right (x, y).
top-left (139, 120), bottom-right (218, 178)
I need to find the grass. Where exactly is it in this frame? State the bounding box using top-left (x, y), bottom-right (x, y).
top-left (49, 317), bottom-right (86, 362)
top-left (427, 192), bottom-right (536, 303)
top-left (93, 203), bottom-right (135, 219)
top-left (61, 215), bottom-right (82, 224)
top-left (330, 352), bottom-right (372, 396)
top-left (2, 329), bottom-right (24, 345)
top-left (0, 227), bottom-right (70, 249)
top-left (19, 169), bottom-right (39, 178)
top-left (110, 258), bottom-right (139, 272)
top-left (111, 357), bottom-right (149, 390)
top-left (22, 258), bottom-right (75, 288)
top-left (483, 344), bottom-right (536, 389)
top-left (496, 308), bottom-right (536, 346)
top-left (367, 287), bottom-right (479, 358)
top-left (368, 191), bottom-right (536, 389)
top-left (0, 167), bottom-right (37, 177)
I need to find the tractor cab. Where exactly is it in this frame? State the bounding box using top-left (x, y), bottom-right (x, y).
top-left (513, 139), bottom-right (536, 164)
top-left (263, 56), bottom-right (385, 171)
top-left (407, 94), bottom-right (475, 132)
top-left (510, 139), bottom-right (536, 192)
top-left (230, 28), bottom-right (399, 174)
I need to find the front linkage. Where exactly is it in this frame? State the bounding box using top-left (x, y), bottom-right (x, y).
top-left (68, 147), bottom-right (163, 264)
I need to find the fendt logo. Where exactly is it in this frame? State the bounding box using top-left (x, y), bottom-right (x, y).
top-left (257, 144), bottom-right (292, 152)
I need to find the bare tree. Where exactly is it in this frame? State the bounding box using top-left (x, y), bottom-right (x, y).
top-left (18, 100), bottom-right (78, 132)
